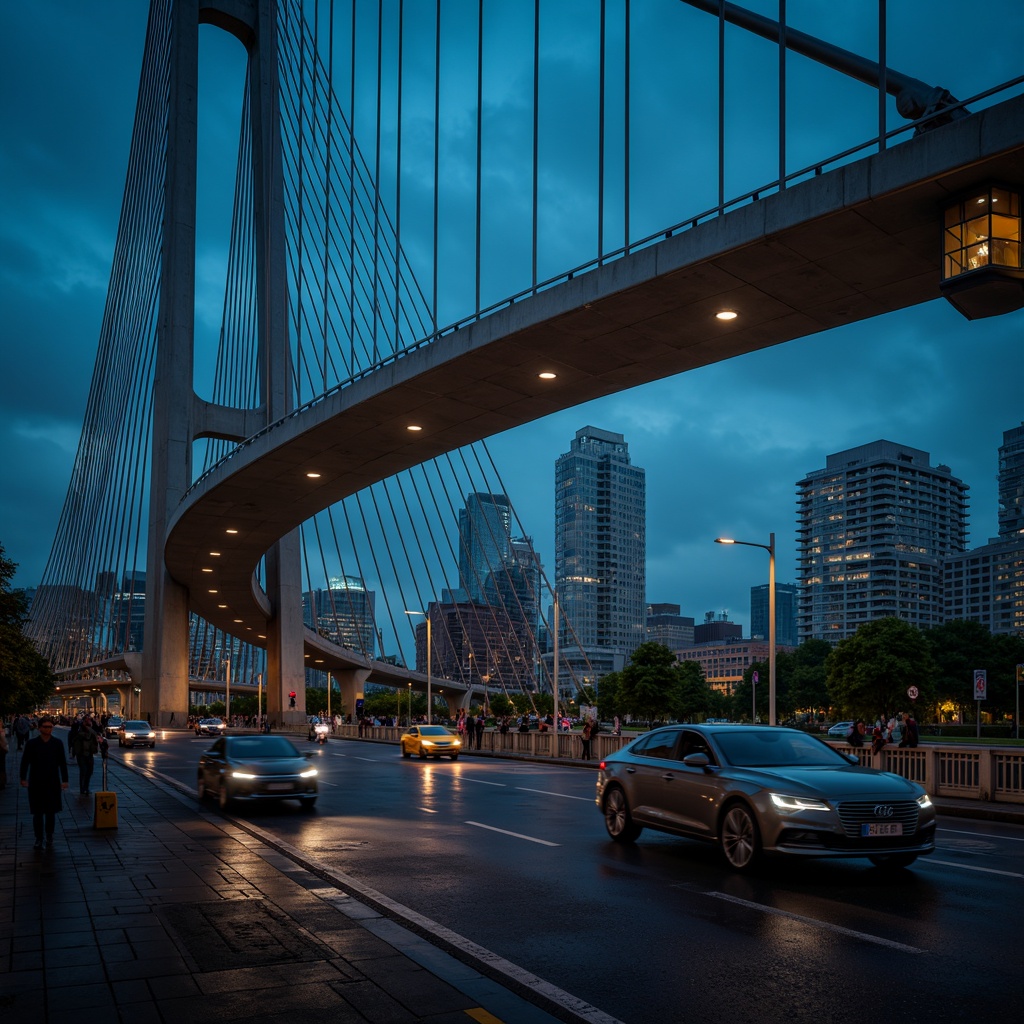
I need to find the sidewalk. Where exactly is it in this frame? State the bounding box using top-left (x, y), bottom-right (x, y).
top-left (0, 749), bottom-right (589, 1024)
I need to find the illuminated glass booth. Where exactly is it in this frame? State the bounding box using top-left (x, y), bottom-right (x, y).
top-left (940, 185), bottom-right (1023, 319)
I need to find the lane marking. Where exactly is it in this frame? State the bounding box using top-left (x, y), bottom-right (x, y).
top-left (516, 786), bottom-right (591, 802)
top-left (465, 821), bottom-right (559, 846)
top-left (926, 858), bottom-right (1024, 879)
top-left (705, 892), bottom-right (925, 953)
top-left (461, 778), bottom-right (506, 787)
top-left (938, 827), bottom-right (1024, 843)
top-left (420, 806), bottom-right (438, 814)
top-left (465, 1010), bottom-right (504, 1023)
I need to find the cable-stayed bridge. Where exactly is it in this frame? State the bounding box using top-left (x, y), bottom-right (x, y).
top-left (26, 0), bottom-right (1024, 725)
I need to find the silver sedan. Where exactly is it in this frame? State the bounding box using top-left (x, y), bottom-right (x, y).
top-left (596, 724), bottom-right (935, 872)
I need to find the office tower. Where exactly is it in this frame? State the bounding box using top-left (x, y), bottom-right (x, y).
top-left (458, 492), bottom-right (513, 601)
top-left (751, 583), bottom-right (799, 647)
top-left (303, 575), bottom-right (376, 657)
top-left (646, 603), bottom-right (695, 648)
top-left (998, 422), bottom-right (1024, 537)
top-left (694, 610), bottom-right (742, 644)
top-left (553, 426), bottom-right (646, 681)
top-left (797, 440), bottom-right (968, 642)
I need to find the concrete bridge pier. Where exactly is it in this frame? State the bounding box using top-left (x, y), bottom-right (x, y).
top-left (330, 668), bottom-right (371, 722)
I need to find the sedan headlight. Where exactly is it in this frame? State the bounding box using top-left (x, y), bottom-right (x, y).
top-left (299, 768), bottom-right (318, 778)
top-left (231, 771), bottom-right (258, 779)
top-left (917, 793), bottom-right (933, 809)
top-left (770, 793), bottom-right (831, 813)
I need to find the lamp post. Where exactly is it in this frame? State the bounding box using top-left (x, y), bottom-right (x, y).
top-left (715, 533), bottom-right (776, 726)
top-left (257, 672), bottom-right (263, 729)
top-left (405, 610), bottom-right (432, 724)
top-left (223, 657), bottom-right (231, 726)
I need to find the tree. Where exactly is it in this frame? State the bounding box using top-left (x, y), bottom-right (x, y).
top-left (788, 639), bottom-right (833, 720)
top-left (672, 660), bottom-right (712, 721)
top-left (826, 618), bottom-right (937, 721)
top-left (0, 543), bottom-right (55, 716)
top-left (489, 693), bottom-right (514, 719)
top-left (596, 672), bottom-right (621, 721)
top-left (618, 642), bottom-right (685, 724)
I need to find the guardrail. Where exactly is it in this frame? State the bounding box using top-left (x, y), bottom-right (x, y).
top-left (324, 725), bottom-right (1024, 805)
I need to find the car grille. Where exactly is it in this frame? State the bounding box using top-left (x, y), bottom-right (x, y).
top-left (837, 800), bottom-right (919, 839)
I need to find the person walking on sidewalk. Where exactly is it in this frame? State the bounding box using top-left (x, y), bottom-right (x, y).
top-left (0, 720), bottom-right (9, 788)
top-left (71, 715), bottom-right (100, 794)
top-left (19, 715), bottom-right (69, 849)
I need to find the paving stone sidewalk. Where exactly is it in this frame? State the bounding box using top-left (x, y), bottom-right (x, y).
top-left (0, 752), bottom-right (568, 1024)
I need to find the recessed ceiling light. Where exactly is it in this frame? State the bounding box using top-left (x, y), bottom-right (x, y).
top-left (407, 424), bottom-right (423, 432)
top-left (217, 604), bottom-right (227, 609)
top-left (233, 618), bottom-right (243, 623)
top-left (201, 568), bottom-right (213, 573)
top-left (225, 528), bottom-right (238, 535)
top-left (208, 589), bottom-right (218, 594)
top-left (716, 310), bottom-right (738, 321)
top-left (209, 551), bottom-right (221, 557)
top-left (538, 371), bottom-right (557, 380)
top-left (306, 471), bottom-right (321, 479)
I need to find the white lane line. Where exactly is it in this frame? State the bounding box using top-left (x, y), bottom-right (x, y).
top-left (705, 892), bottom-right (925, 953)
top-left (461, 778), bottom-right (506, 787)
top-left (516, 786), bottom-right (592, 802)
top-left (465, 821), bottom-right (559, 846)
top-left (926, 858), bottom-right (1024, 878)
top-left (938, 827), bottom-right (1024, 843)
top-left (419, 807), bottom-right (438, 814)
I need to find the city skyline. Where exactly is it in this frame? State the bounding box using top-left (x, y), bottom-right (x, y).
top-left (2, 1), bottom-right (1021, 638)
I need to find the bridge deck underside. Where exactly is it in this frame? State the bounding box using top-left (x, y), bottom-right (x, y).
top-left (166, 95), bottom-right (1024, 674)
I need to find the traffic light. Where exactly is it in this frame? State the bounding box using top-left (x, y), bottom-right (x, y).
top-left (289, 691), bottom-right (297, 708)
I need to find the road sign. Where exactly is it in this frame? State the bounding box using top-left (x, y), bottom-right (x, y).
top-left (752, 671), bottom-right (759, 684)
top-left (973, 669), bottom-right (987, 701)
top-left (907, 685), bottom-right (919, 700)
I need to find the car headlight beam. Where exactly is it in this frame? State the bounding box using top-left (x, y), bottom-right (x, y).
top-left (231, 771), bottom-right (258, 779)
top-left (770, 792), bottom-right (831, 813)
top-left (299, 768), bottom-right (318, 778)
top-left (917, 793), bottom-right (933, 809)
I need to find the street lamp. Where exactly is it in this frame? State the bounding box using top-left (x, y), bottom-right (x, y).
top-left (223, 657), bottom-right (231, 725)
top-left (715, 532), bottom-right (776, 726)
top-left (405, 610), bottom-right (432, 724)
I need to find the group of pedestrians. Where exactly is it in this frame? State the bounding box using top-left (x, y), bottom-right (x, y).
top-left (847, 712), bottom-right (919, 753)
top-left (456, 710), bottom-right (485, 749)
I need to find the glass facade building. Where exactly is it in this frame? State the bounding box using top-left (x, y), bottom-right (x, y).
top-left (555, 426), bottom-right (646, 677)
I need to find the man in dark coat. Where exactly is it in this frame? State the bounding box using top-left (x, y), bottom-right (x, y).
top-left (19, 716), bottom-right (69, 849)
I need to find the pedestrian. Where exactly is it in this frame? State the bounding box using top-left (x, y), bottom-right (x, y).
top-left (613, 715), bottom-right (621, 736)
top-left (14, 713), bottom-right (30, 750)
top-left (19, 715), bottom-right (69, 849)
top-left (847, 720), bottom-right (867, 747)
top-left (889, 714), bottom-right (904, 747)
top-left (580, 719), bottom-right (593, 759)
top-left (475, 713), bottom-right (485, 751)
top-left (903, 713), bottom-right (919, 748)
top-left (71, 715), bottom-right (100, 794)
top-left (871, 724), bottom-right (887, 757)
top-left (0, 719), bottom-right (9, 788)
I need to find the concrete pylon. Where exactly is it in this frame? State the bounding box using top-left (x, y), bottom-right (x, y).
top-left (144, 0), bottom-right (302, 726)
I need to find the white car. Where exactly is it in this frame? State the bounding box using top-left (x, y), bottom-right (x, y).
top-left (827, 721), bottom-right (855, 737)
top-left (195, 718), bottom-right (226, 736)
top-left (118, 720), bottom-right (156, 748)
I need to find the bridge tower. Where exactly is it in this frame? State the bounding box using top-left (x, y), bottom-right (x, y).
top-left (143, 0), bottom-right (303, 726)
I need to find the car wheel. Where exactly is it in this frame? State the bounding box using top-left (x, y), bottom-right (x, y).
top-left (218, 781), bottom-right (232, 811)
top-left (450, 754), bottom-right (459, 761)
top-left (300, 796), bottom-right (317, 810)
top-left (418, 749), bottom-right (427, 759)
top-left (149, 742), bottom-right (155, 748)
top-left (720, 802), bottom-right (761, 871)
top-left (869, 853), bottom-right (918, 870)
top-left (603, 786), bottom-right (641, 843)
top-left (401, 745), bottom-right (411, 758)
top-left (197, 774), bottom-right (207, 801)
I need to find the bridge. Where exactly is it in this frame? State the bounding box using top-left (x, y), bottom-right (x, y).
top-left (26, 0), bottom-right (1024, 726)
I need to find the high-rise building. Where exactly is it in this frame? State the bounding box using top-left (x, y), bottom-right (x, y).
top-left (458, 492), bottom-right (513, 602)
top-left (796, 440), bottom-right (968, 642)
top-left (750, 583), bottom-right (799, 647)
top-left (998, 422), bottom-right (1024, 538)
top-left (303, 576), bottom-right (376, 657)
top-left (694, 610), bottom-right (742, 644)
top-left (646, 603), bottom-right (695, 648)
top-left (553, 426), bottom-right (646, 682)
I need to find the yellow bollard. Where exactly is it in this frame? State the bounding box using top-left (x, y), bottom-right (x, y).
top-left (93, 790), bottom-right (118, 829)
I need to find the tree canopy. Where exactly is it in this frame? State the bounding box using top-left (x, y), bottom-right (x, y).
top-left (0, 543), bottom-right (55, 716)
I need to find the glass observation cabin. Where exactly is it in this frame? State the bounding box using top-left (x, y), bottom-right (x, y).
top-left (940, 184), bottom-right (1023, 320)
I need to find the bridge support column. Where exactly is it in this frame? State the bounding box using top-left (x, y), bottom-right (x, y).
top-left (265, 531), bottom-right (306, 727)
top-left (331, 669), bottom-right (370, 723)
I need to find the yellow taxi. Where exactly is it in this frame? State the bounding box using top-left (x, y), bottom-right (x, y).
top-left (400, 725), bottom-right (461, 760)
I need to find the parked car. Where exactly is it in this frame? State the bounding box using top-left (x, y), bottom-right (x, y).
top-left (399, 725), bottom-right (461, 760)
top-left (118, 720), bottom-right (156, 748)
top-left (827, 721), bottom-right (855, 737)
top-left (195, 718), bottom-right (226, 736)
top-left (104, 716), bottom-right (124, 738)
top-left (197, 734), bottom-right (318, 810)
top-left (596, 724), bottom-right (935, 872)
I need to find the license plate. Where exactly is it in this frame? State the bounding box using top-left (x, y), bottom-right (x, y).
top-left (862, 822), bottom-right (903, 837)
top-left (266, 782), bottom-right (292, 792)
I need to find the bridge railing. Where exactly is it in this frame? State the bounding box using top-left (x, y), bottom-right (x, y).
top-left (324, 725), bottom-right (1024, 804)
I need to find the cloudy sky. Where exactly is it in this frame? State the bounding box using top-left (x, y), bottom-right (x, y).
top-left (1, 0), bottom-right (1021, 636)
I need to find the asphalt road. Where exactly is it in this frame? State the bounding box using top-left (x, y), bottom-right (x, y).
top-left (117, 731), bottom-right (1023, 1024)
